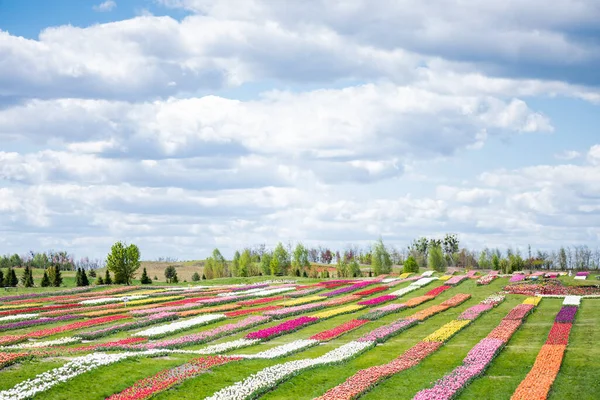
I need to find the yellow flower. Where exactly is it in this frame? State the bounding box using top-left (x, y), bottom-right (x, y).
top-left (523, 297), bottom-right (542, 305)
top-left (309, 304), bottom-right (365, 319)
top-left (279, 295), bottom-right (324, 307)
top-left (423, 319), bottom-right (471, 342)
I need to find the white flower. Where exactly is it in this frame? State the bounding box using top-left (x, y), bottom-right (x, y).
top-left (205, 341), bottom-right (373, 400)
top-left (563, 296), bottom-right (582, 306)
top-left (421, 271), bottom-right (435, 277)
top-left (1, 337), bottom-right (82, 350)
top-left (0, 314), bottom-right (39, 322)
top-left (236, 340), bottom-right (319, 359)
top-left (197, 338), bottom-right (260, 354)
top-left (79, 295), bottom-right (148, 305)
top-left (0, 350), bottom-right (166, 400)
top-left (132, 314), bottom-right (225, 338)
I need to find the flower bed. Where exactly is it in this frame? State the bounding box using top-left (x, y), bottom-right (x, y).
top-left (245, 316), bottom-right (319, 340)
top-left (424, 285), bottom-right (451, 297)
top-left (309, 305), bottom-right (365, 320)
top-left (198, 338), bottom-right (261, 354)
top-left (487, 320), bottom-right (522, 342)
top-left (440, 293), bottom-right (471, 307)
top-left (177, 304), bottom-right (241, 317)
top-left (238, 339), bottom-right (320, 359)
top-left (264, 302), bottom-right (325, 319)
top-left (224, 306), bottom-right (281, 318)
top-left (354, 286), bottom-right (388, 296)
top-left (357, 295), bottom-right (396, 306)
top-left (132, 314), bottom-right (226, 338)
top-left (411, 305), bottom-right (449, 321)
top-left (106, 356), bottom-right (241, 400)
top-left (357, 319), bottom-right (417, 343)
top-left (563, 296), bottom-right (582, 306)
top-left (477, 274), bottom-right (497, 285)
top-left (79, 295), bottom-right (148, 305)
top-left (0, 315), bottom-right (80, 332)
top-left (457, 304), bottom-right (494, 320)
top-left (0, 352), bottom-right (32, 369)
top-left (279, 295), bottom-right (324, 307)
top-left (322, 295), bottom-right (362, 307)
top-left (78, 312), bottom-right (178, 340)
top-left (423, 320), bottom-right (471, 342)
top-left (309, 319), bottom-right (369, 341)
top-left (238, 296), bottom-right (284, 306)
top-left (287, 288), bottom-right (323, 298)
top-left (445, 275), bottom-right (468, 285)
top-left (522, 296), bottom-right (542, 305)
top-left (320, 282), bottom-right (373, 297)
top-left (511, 296), bottom-right (580, 400)
top-left (135, 315), bottom-right (271, 350)
top-left (504, 304), bottom-right (535, 320)
top-left (358, 304), bottom-right (407, 321)
top-left (0, 314), bottom-right (39, 323)
top-left (404, 295), bottom-right (435, 308)
top-left (510, 274), bottom-right (527, 282)
top-left (0, 350), bottom-right (168, 400)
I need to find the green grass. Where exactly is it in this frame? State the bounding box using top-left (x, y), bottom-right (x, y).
top-left (1, 276), bottom-right (599, 400)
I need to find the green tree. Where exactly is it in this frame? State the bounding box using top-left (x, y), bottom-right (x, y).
top-left (428, 244), bottom-right (446, 272)
top-left (75, 268), bottom-right (82, 286)
top-left (191, 272), bottom-right (201, 282)
top-left (558, 247), bottom-right (567, 271)
top-left (492, 253), bottom-right (501, 271)
top-left (336, 258), bottom-right (349, 277)
top-left (292, 243), bottom-right (310, 274)
top-left (106, 241), bottom-right (141, 285)
top-left (372, 238), bottom-right (392, 275)
top-left (9, 253), bottom-right (22, 268)
top-left (21, 265), bottom-right (34, 287)
top-left (260, 252), bottom-right (272, 275)
top-left (349, 259), bottom-right (361, 277)
top-left (40, 270), bottom-right (51, 287)
top-left (96, 275), bottom-right (104, 285)
top-left (443, 234), bottom-right (460, 265)
top-left (204, 258), bottom-right (214, 279)
top-left (239, 249), bottom-right (252, 277)
top-left (270, 242), bottom-right (290, 275)
top-left (48, 266), bottom-right (62, 287)
top-left (81, 269), bottom-right (89, 286)
top-left (211, 249), bottom-right (227, 278)
top-left (0, 269), bottom-right (4, 287)
top-left (104, 269), bottom-right (113, 285)
top-left (232, 251), bottom-right (241, 276)
top-left (140, 267), bottom-right (152, 284)
top-left (403, 256), bottom-right (419, 273)
top-left (164, 265), bottom-right (178, 283)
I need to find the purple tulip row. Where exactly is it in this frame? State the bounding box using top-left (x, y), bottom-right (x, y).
top-left (0, 315), bottom-right (79, 332)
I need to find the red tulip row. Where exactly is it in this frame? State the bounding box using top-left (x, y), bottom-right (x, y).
top-left (106, 356), bottom-right (242, 400)
top-left (0, 303), bottom-right (81, 317)
top-left (0, 352), bottom-right (32, 369)
top-left (309, 319), bottom-right (370, 341)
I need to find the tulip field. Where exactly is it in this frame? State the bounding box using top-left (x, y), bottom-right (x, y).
top-left (0, 273), bottom-right (599, 399)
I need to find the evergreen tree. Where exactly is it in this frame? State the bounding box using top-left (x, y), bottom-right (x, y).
top-left (260, 253), bottom-right (272, 276)
top-left (191, 272), bottom-right (201, 281)
top-left (403, 256), bottom-right (419, 273)
top-left (140, 267), bottom-right (152, 284)
top-left (75, 268), bottom-right (82, 286)
top-left (232, 251), bottom-right (241, 276)
top-left (21, 265), bottom-right (34, 287)
top-left (104, 269), bottom-right (112, 285)
top-left (89, 269), bottom-right (97, 278)
top-left (40, 270), bottom-right (51, 287)
top-left (202, 274), bottom-right (206, 280)
top-left (81, 269), bottom-right (89, 286)
top-left (0, 269), bottom-right (4, 287)
top-left (96, 276), bottom-right (104, 285)
top-left (51, 266), bottom-right (62, 287)
top-left (164, 265), bottom-right (178, 283)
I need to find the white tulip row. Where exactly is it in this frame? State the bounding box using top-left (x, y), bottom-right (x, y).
top-left (563, 296), bottom-right (582, 306)
top-left (236, 340), bottom-right (319, 359)
top-left (251, 287), bottom-right (297, 297)
top-left (132, 314), bottom-right (226, 338)
top-left (205, 341), bottom-right (374, 400)
top-left (389, 277), bottom-right (438, 297)
top-left (381, 278), bottom-right (400, 283)
top-left (574, 275), bottom-right (587, 280)
top-left (1, 336), bottom-right (82, 350)
top-left (217, 287), bottom-right (274, 297)
top-left (0, 314), bottom-right (39, 323)
top-left (421, 270), bottom-right (435, 277)
top-left (197, 338), bottom-right (261, 354)
top-left (0, 350), bottom-right (166, 400)
top-left (79, 295), bottom-right (148, 305)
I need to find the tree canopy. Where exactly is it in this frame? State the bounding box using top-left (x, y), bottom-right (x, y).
top-left (106, 241), bottom-right (141, 285)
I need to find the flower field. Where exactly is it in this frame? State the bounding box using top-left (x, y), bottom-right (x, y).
top-left (0, 273), bottom-right (598, 400)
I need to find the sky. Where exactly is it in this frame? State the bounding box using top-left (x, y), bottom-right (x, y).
top-left (0, 0), bottom-right (599, 260)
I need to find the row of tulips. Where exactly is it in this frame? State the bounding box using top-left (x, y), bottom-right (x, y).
top-left (279, 295), bottom-right (325, 307)
top-left (445, 275), bottom-right (468, 286)
top-left (0, 315), bottom-right (129, 345)
top-left (105, 356), bottom-right (241, 400)
top-left (223, 305), bottom-right (281, 318)
top-left (0, 303), bottom-right (82, 318)
top-left (127, 315), bottom-right (271, 350)
top-left (0, 352), bottom-right (32, 369)
top-left (0, 349), bottom-right (170, 400)
top-left (511, 296), bottom-right (581, 400)
top-left (204, 291), bottom-right (469, 399)
top-left (245, 316), bottom-right (319, 340)
top-left (132, 314), bottom-right (226, 338)
top-left (0, 314), bottom-right (39, 323)
top-left (79, 295), bottom-right (149, 305)
top-left (78, 312), bottom-right (178, 339)
top-left (317, 294), bottom-right (505, 400)
top-left (1, 336), bottom-right (82, 350)
top-left (412, 297), bottom-right (540, 400)
top-left (0, 314), bottom-right (80, 332)
top-left (476, 274), bottom-right (497, 285)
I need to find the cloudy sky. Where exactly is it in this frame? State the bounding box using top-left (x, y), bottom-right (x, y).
top-left (1, 0), bottom-right (599, 260)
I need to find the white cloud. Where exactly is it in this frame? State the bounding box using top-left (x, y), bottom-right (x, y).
top-left (555, 150), bottom-right (582, 160)
top-left (93, 1), bottom-right (117, 12)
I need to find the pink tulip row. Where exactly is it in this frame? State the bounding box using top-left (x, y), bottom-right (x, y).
top-left (357, 295), bottom-right (397, 306)
top-left (245, 316), bottom-right (319, 340)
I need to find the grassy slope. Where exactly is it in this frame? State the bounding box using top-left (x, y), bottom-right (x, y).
top-left (1, 276), bottom-right (599, 399)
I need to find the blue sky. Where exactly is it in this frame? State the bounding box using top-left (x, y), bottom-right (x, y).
top-left (0, 0), bottom-right (599, 260)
